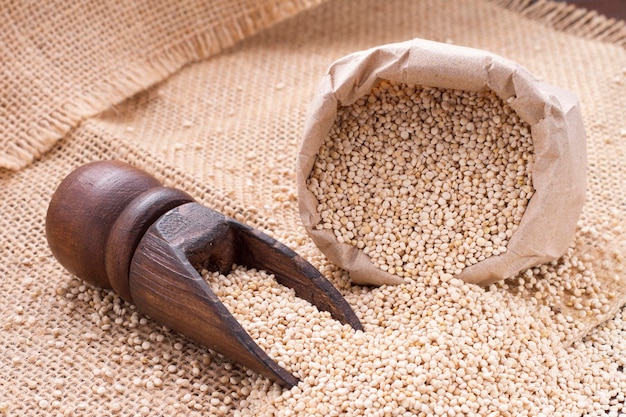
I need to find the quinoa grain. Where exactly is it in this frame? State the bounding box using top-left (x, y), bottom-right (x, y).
top-left (200, 263), bottom-right (626, 417)
top-left (307, 80), bottom-right (535, 280)
top-left (45, 133), bottom-right (623, 417)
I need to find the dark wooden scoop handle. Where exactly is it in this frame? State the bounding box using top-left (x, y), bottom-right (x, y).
top-left (45, 160), bottom-right (194, 302)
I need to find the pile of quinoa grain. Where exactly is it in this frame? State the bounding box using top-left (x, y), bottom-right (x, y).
top-left (306, 80), bottom-right (535, 280)
top-left (201, 258), bottom-right (626, 417)
top-left (50, 221), bottom-right (625, 416)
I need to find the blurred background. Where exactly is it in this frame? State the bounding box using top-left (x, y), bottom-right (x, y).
top-left (560, 0), bottom-right (626, 20)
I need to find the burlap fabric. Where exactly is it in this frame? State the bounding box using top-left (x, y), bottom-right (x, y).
top-left (1, 0), bottom-right (626, 415)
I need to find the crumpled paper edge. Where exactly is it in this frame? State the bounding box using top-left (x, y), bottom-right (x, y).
top-left (297, 38), bottom-right (586, 286)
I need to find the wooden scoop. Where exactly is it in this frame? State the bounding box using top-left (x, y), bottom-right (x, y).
top-left (45, 160), bottom-right (362, 387)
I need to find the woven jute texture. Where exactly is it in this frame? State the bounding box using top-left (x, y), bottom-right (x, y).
top-left (1, 0), bottom-right (626, 415)
top-left (0, 0), bottom-right (325, 171)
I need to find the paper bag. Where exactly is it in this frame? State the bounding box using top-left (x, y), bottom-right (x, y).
top-left (296, 38), bottom-right (587, 286)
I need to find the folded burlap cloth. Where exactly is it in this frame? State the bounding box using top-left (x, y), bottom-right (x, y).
top-left (1, 1), bottom-right (625, 415)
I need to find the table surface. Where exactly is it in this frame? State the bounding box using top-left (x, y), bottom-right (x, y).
top-left (560, 0), bottom-right (626, 21)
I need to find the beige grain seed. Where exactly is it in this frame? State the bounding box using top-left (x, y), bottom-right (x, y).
top-left (210, 254), bottom-right (622, 415)
top-left (307, 80), bottom-right (534, 280)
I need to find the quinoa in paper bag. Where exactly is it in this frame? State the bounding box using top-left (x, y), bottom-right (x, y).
top-left (297, 38), bottom-right (586, 286)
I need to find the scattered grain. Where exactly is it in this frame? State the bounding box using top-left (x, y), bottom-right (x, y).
top-left (200, 263), bottom-right (626, 417)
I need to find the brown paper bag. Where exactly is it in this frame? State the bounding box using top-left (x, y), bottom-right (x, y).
top-left (297, 38), bottom-right (587, 286)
